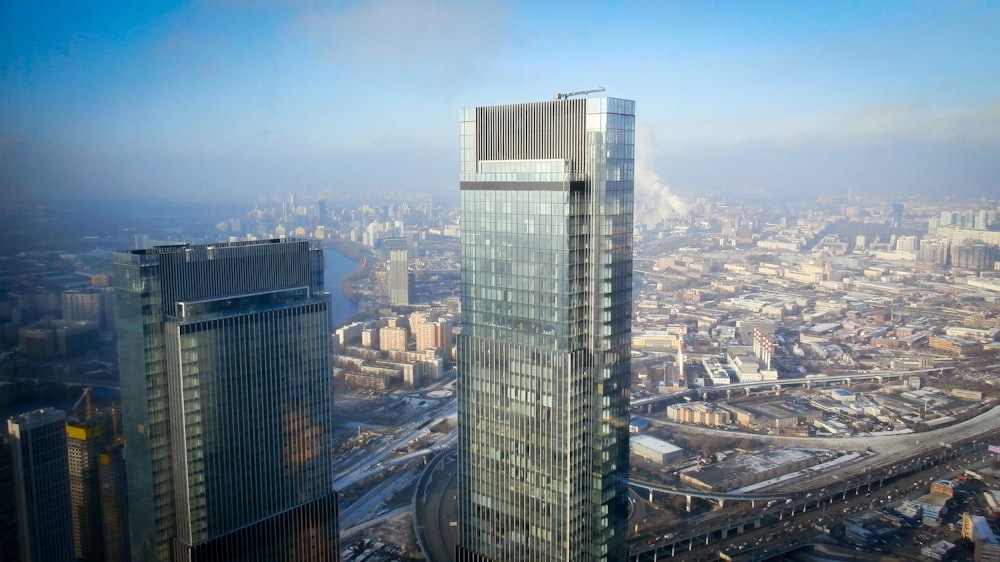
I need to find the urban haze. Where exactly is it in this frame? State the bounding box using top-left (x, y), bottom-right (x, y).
top-left (3, 2), bottom-right (1000, 562)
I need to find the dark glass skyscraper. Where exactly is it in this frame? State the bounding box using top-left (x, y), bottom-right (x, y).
top-left (7, 407), bottom-right (75, 562)
top-left (114, 238), bottom-right (339, 562)
top-left (456, 96), bottom-right (634, 561)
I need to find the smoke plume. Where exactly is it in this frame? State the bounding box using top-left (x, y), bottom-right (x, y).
top-left (635, 122), bottom-right (688, 228)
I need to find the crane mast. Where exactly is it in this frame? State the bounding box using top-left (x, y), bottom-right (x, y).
top-left (553, 86), bottom-right (606, 100)
top-left (71, 386), bottom-right (93, 420)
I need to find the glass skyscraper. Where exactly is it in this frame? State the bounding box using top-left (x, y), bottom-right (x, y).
top-left (114, 238), bottom-right (339, 562)
top-left (457, 96), bottom-right (634, 561)
top-left (8, 407), bottom-right (75, 562)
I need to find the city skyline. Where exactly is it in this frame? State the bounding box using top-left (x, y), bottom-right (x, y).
top-left (1, 181), bottom-right (1000, 559)
top-left (2, 1), bottom-right (998, 204)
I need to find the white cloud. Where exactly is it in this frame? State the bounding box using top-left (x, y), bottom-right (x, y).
top-left (295, 0), bottom-right (511, 66)
top-left (843, 99), bottom-right (1000, 145)
top-left (652, 97), bottom-right (1000, 152)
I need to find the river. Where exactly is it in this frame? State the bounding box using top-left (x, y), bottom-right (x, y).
top-left (323, 246), bottom-right (360, 328)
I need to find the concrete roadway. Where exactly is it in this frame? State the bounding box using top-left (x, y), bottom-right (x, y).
top-left (634, 404), bottom-right (1000, 459)
top-left (413, 450), bottom-right (459, 562)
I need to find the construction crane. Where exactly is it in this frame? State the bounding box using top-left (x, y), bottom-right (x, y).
top-left (71, 387), bottom-right (93, 420)
top-left (553, 86), bottom-right (605, 100)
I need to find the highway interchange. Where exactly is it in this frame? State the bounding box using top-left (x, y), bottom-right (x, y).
top-left (334, 378), bottom-right (1000, 561)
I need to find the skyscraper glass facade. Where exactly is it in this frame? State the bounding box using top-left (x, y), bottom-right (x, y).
top-left (114, 238), bottom-right (339, 562)
top-left (8, 407), bottom-right (75, 562)
top-left (457, 97), bottom-right (634, 561)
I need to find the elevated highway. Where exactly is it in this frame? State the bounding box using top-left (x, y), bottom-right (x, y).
top-left (631, 367), bottom-right (953, 410)
top-left (627, 408), bottom-right (1000, 559)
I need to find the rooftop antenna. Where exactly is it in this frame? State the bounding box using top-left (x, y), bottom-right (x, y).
top-left (554, 87), bottom-right (605, 100)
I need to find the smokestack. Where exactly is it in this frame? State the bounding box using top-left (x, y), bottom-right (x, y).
top-left (677, 344), bottom-right (684, 382)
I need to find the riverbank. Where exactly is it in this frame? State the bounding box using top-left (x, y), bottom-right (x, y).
top-left (326, 238), bottom-right (372, 304)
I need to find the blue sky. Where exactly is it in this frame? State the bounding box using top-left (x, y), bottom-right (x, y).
top-left (2, 0), bottom-right (999, 205)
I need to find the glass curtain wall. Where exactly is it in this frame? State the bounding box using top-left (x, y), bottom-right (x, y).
top-left (458, 97), bottom-right (634, 562)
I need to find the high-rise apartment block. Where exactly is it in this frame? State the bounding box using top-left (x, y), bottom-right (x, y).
top-left (385, 238), bottom-right (413, 307)
top-left (8, 407), bottom-right (75, 562)
top-left (457, 96), bottom-right (634, 561)
top-left (62, 287), bottom-right (115, 331)
top-left (379, 325), bottom-right (409, 351)
top-left (414, 316), bottom-right (454, 359)
top-left (114, 239), bottom-right (339, 562)
top-left (66, 417), bottom-right (108, 561)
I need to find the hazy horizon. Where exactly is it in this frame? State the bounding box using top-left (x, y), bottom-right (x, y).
top-left (2, 1), bottom-right (998, 204)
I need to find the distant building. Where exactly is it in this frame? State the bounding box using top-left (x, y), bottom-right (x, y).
top-left (921, 540), bottom-right (956, 561)
top-left (963, 513), bottom-right (1000, 562)
top-left (413, 316), bottom-right (454, 360)
top-left (361, 327), bottom-right (378, 348)
top-left (929, 335), bottom-right (987, 357)
top-left (62, 287), bottom-right (115, 330)
top-left (891, 202), bottom-right (904, 228)
top-left (628, 419), bottom-right (649, 434)
top-left (334, 321), bottom-right (365, 350)
top-left (905, 490), bottom-right (951, 526)
top-left (17, 326), bottom-right (55, 358)
top-left (930, 479), bottom-right (957, 498)
top-left (843, 512), bottom-right (903, 546)
top-left (55, 320), bottom-right (100, 356)
top-left (385, 238), bottom-right (413, 307)
top-left (680, 448), bottom-right (823, 492)
top-left (17, 320), bottom-right (100, 359)
top-left (896, 235), bottom-right (920, 252)
top-left (8, 408), bottom-right (75, 562)
top-left (666, 403), bottom-right (731, 427)
top-left (632, 330), bottom-right (683, 351)
top-left (919, 239), bottom-right (951, 266)
top-left (630, 435), bottom-right (684, 465)
top-left (379, 325), bottom-right (408, 351)
top-left (951, 241), bottom-right (999, 271)
top-left (830, 389), bottom-right (856, 402)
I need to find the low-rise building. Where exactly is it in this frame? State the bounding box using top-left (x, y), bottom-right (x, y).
top-left (963, 514), bottom-right (1000, 562)
top-left (630, 435), bottom-right (684, 465)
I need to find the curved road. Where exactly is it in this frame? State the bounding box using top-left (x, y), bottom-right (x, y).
top-left (413, 450), bottom-right (458, 562)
